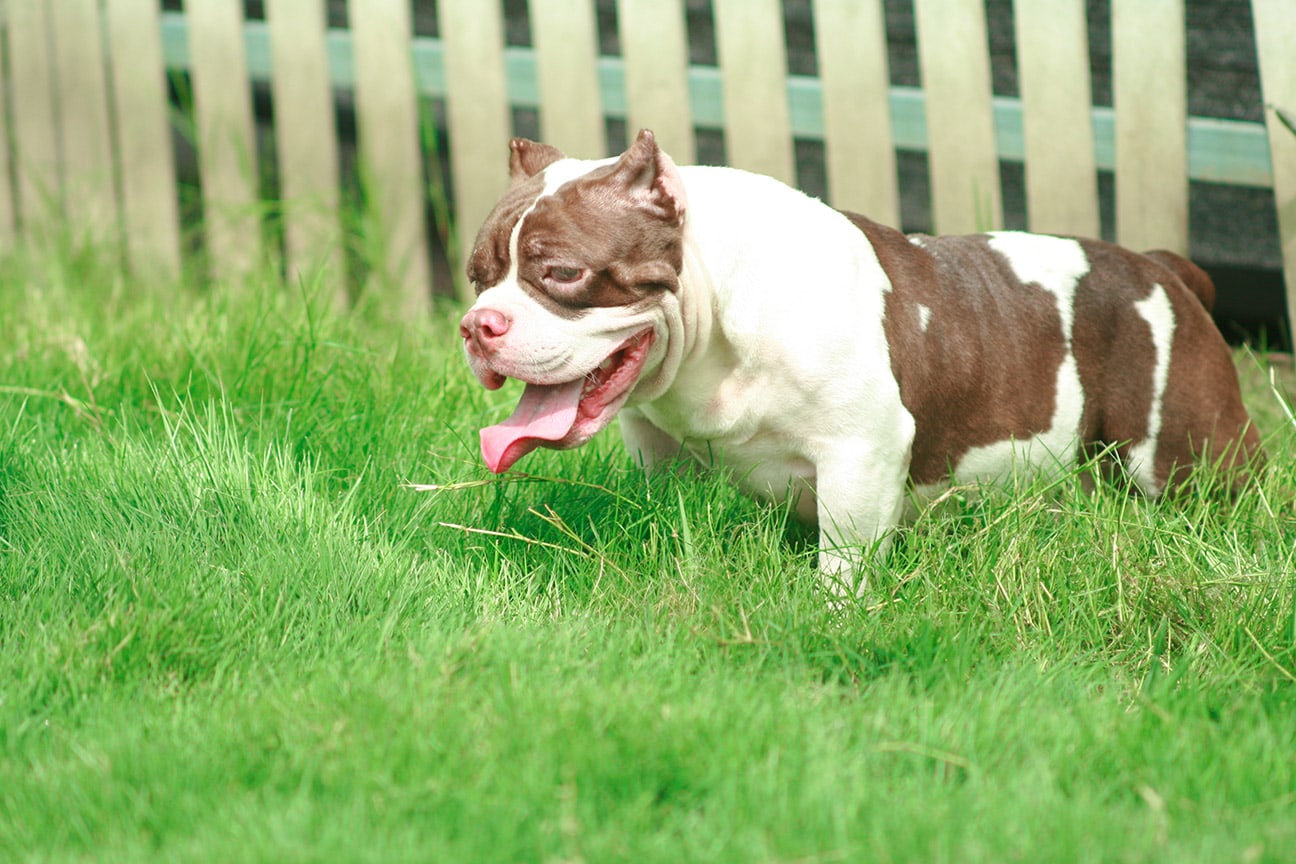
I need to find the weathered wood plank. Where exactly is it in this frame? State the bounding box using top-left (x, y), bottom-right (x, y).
top-left (712, 0), bottom-right (795, 184)
top-left (1251, 0), bottom-right (1296, 341)
top-left (1014, 0), bottom-right (1100, 238)
top-left (104, 0), bottom-right (181, 277)
top-left (529, 0), bottom-right (607, 158)
top-left (811, 0), bottom-right (898, 225)
top-left (50, 0), bottom-right (118, 247)
top-left (0, 24), bottom-right (15, 253)
top-left (439, 0), bottom-right (512, 302)
top-left (6, 4), bottom-right (62, 235)
top-left (913, 0), bottom-right (1002, 234)
top-left (351, 0), bottom-right (433, 312)
top-left (1112, 0), bottom-right (1188, 254)
top-left (266, 0), bottom-right (344, 304)
top-left (186, 0), bottom-right (262, 278)
top-left (615, 0), bottom-right (694, 164)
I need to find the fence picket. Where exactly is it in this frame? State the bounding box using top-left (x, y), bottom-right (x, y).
top-left (616, 0), bottom-right (694, 164)
top-left (440, 0), bottom-right (512, 302)
top-left (266, 0), bottom-right (344, 304)
top-left (712, 0), bottom-right (795, 185)
top-left (1112, 0), bottom-right (1188, 254)
top-left (1251, 0), bottom-right (1296, 340)
top-left (104, 0), bottom-right (181, 277)
top-left (1014, 0), bottom-right (1100, 238)
top-left (351, 0), bottom-right (433, 311)
top-left (812, 0), bottom-right (898, 225)
top-left (914, 0), bottom-right (1002, 234)
top-left (186, 0), bottom-right (262, 278)
top-left (51, 0), bottom-right (117, 247)
top-left (0, 29), bottom-right (14, 252)
top-left (6, 4), bottom-right (61, 234)
top-left (530, 0), bottom-right (607, 158)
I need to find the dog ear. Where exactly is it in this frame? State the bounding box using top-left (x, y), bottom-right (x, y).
top-left (610, 129), bottom-right (687, 226)
top-left (509, 138), bottom-right (565, 181)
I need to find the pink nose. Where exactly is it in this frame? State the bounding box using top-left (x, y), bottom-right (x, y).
top-left (459, 308), bottom-right (511, 355)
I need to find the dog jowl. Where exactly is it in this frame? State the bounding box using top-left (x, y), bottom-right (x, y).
top-left (460, 129), bottom-right (1263, 594)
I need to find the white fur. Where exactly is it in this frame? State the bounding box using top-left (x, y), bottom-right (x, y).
top-left (541, 156), bottom-right (616, 194)
top-left (1127, 284), bottom-right (1175, 494)
top-left (626, 166), bottom-right (914, 593)
top-left (916, 303), bottom-right (932, 333)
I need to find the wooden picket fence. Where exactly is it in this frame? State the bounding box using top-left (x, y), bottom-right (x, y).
top-left (0, 0), bottom-right (1294, 336)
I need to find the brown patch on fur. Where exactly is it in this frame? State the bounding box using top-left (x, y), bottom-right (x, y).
top-left (1067, 244), bottom-right (1159, 474)
top-left (1073, 245), bottom-right (1259, 491)
top-left (1151, 268), bottom-right (1262, 489)
top-left (850, 215), bottom-right (1069, 485)
top-left (465, 172), bottom-right (548, 291)
top-left (469, 130), bottom-right (686, 314)
top-left (510, 138), bottom-right (565, 181)
top-left (848, 213), bottom-right (1261, 492)
top-left (516, 172), bottom-right (683, 309)
top-left (844, 209), bottom-right (1259, 492)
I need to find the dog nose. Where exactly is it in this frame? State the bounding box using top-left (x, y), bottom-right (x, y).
top-left (460, 308), bottom-right (511, 354)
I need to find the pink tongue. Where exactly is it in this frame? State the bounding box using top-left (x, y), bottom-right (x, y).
top-left (480, 378), bottom-right (585, 473)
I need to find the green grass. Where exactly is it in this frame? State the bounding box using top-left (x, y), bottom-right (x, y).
top-left (2, 250), bottom-right (1295, 863)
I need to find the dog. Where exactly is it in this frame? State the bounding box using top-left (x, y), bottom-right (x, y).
top-left (459, 129), bottom-right (1261, 594)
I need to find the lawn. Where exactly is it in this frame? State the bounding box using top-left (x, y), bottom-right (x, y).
top-left (2, 252), bottom-right (1294, 862)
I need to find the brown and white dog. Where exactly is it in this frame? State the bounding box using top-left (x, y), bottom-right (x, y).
top-left (460, 129), bottom-right (1261, 593)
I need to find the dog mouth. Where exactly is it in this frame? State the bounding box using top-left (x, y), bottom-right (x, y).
top-left (479, 328), bottom-right (655, 473)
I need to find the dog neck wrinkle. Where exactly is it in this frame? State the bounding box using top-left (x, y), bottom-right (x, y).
top-left (678, 231), bottom-right (716, 367)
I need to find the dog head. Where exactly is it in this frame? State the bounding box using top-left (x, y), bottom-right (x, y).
top-left (460, 129), bottom-right (689, 473)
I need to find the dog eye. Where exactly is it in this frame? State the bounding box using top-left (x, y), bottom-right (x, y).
top-left (548, 266), bottom-right (585, 284)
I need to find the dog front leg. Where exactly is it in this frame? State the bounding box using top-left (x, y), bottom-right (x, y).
top-left (619, 407), bottom-right (689, 471)
top-left (813, 441), bottom-right (912, 598)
